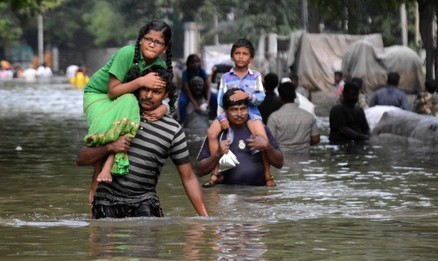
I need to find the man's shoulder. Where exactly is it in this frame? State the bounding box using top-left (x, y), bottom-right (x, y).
top-left (145, 115), bottom-right (182, 132)
top-left (330, 103), bottom-right (346, 113)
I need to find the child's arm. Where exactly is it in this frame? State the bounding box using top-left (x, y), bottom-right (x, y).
top-left (142, 99), bottom-right (171, 122)
top-left (247, 75), bottom-right (266, 106)
top-left (107, 72), bottom-right (166, 99)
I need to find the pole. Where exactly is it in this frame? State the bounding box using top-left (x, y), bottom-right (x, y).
top-left (38, 14), bottom-right (44, 65)
top-left (400, 3), bottom-right (408, 46)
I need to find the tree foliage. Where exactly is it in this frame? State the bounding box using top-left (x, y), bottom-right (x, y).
top-left (1, 0), bottom-right (437, 77)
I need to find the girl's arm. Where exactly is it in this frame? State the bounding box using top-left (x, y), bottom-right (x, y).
top-left (107, 73), bottom-right (166, 99)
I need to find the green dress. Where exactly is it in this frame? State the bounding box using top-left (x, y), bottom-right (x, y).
top-left (83, 44), bottom-right (166, 175)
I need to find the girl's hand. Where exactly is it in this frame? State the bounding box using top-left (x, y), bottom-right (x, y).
top-left (230, 90), bottom-right (249, 101)
top-left (138, 72), bottom-right (166, 90)
top-left (143, 104), bottom-right (167, 121)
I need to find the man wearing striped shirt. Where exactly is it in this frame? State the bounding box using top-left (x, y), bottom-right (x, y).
top-left (76, 82), bottom-right (209, 219)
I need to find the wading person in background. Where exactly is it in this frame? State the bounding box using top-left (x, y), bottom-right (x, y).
top-left (195, 88), bottom-right (283, 186)
top-left (329, 81), bottom-right (370, 144)
top-left (204, 38), bottom-right (274, 187)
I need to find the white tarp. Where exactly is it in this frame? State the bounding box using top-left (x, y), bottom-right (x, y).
top-left (343, 41), bottom-right (424, 93)
top-left (289, 33), bottom-right (384, 91)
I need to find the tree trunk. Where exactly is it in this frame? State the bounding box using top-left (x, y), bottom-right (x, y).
top-left (417, 0), bottom-right (434, 79)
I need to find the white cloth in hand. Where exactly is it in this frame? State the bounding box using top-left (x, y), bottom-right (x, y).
top-left (219, 150), bottom-right (240, 172)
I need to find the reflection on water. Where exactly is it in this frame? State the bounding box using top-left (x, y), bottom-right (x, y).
top-left (0, 81), bottom-right (437, 259)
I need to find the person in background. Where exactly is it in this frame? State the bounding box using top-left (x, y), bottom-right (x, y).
top-left (352, 77), bottom-right (368, 109)
top-left (290, 73), bottom-right (311, 101)
top-left (70, 66), bottom-right (90, 89)
top-left (0, 60), bottom-right (13, 80)
top-left (368, 72), bottom-right (409, 110)
top-left (258, 72), bottom-right (282, 124)
top-left (66, 64), bottom-right (79, 80)
top-left (204, 38), bottom-right (273, 188)
top-left (414, 78), bottom-right (438, 117)
top-left (334, 71), bottom-right (345, 102)
top-left (76, 68), bottom-right (209, 219)
top-left (195, 88), bottom-right (283, 186)
top-left (178, 54), bottom-right (216, 124)
top-left (268, 81), bottom-right (320, 153)
top-left (329, 81), bottom-right (370, 144)
top-left (23, 65), bottom-right (37, 82)
top-left (183, 76), bottom-right (210, 131)
top-left (36, 63), bottom-right (53, 79)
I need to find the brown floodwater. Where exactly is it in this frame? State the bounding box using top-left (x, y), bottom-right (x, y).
top-left (0, 80), bottom-right (437, 260)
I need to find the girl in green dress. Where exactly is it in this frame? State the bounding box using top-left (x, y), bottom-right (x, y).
top-left (83, 20), bottom-right (174, 206)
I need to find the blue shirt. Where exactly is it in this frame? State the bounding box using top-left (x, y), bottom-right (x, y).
top-left (368, 86), bottom-right (410, 110)
top-left (196, 126), bottom-right (279, 186)
top-left (217, 68), bottom-right (265, 121)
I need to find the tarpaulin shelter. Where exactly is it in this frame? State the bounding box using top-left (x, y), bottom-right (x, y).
top-left (342, 40), bottom-right (424, 93)
top-left (287, 32), bottom-right (424, 93)
top-left (287, 32), bottom-right (384, 91)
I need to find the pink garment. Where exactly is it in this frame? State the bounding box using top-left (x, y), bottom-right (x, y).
top-left (335, 80), bottom-right (345, 101)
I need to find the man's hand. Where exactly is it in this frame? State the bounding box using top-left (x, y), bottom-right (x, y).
top-left (230, 90), bottom-right (249, 101)
top-left (246, 135), bottom-right (269, 151)
top-left (218, 140), bottom-right (230, 155)
top-left (107, 134), bottom-right (132, 153)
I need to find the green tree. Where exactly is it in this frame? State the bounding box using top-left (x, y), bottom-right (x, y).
top-left (0, 0), bottom-right (60, 49)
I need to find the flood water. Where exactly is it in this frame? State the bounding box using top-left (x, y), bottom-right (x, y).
top-left (0, 80), bottom-right (437, 260)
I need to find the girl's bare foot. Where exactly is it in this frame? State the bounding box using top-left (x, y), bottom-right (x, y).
top-left (97, 171), bottom-right (112, 183)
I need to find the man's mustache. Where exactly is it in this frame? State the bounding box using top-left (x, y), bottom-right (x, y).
top-left (140, 98), bottom-right (152, 103)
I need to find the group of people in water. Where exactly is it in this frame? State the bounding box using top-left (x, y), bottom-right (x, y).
top-left (74, 19), bottom-right (437, 220)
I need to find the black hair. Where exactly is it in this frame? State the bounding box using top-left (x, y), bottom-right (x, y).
top-left (342, 81), bottom-right (361, 96)
top-left (230, 38), bottom-right (255, 58)
top-left (334, 71), bottom-right (343, 77)
top-left (387, 72), bottom-right (400, 86)
top-left (351, 77), bottom-right (363, 88)
top-left (278, 81), bottom-right (296, 103)
top-left (138, 65), bottom-right (178, 113)
top-left (125, 20), bottom-right (173, 83)
top-left (185, 54), bottom-right (200, 67)
top-left (424, 78), bottom-right (437, 93)
top-left (222, 88), bottom-right (248, 110)
top-left (263, 72), bottom-right (279, 91)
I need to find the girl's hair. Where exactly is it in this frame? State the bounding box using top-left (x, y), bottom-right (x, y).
top-left (230, 38), bottom-right (255, 58)
top-left (138, 65), bottom-right (177, 113)
top-left (185, 54), bottom-right (200, 67)
top-left (125, 20), bottom-right (173, 83)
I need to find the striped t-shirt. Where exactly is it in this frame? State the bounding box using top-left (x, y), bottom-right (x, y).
top-left (94, 115), bottom-right (190, 207)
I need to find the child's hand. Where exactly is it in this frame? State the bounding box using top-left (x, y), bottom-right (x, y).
top-left (143, 103), bottom-right (167, 121)
top-left (108, 134), bottom-right (132, 153)
top-left (230, 90), bottom-right (249, 101)
top-left (220, 119), bottom-right (230, 130)
top-left (139, 72), bottom-right (166, 90)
